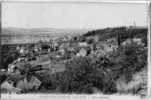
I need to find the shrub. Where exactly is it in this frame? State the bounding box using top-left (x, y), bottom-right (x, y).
top-left (0, 71), bottom-right (7, 85)
top-left (109, 42), bottom-right (147, 82)
top-left (35, 71), bottom-right (53, 90)
top-left (50, 56), bottom-right (117, 94)
top-left (2, 48), bottom-right (20, 69)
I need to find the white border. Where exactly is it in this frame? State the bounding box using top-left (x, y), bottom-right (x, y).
top-left (147, 2), bottom-right (151, 97)
top-left (0, 0), bottom-right (150, 4)
top-left (1, 0), bottom-right (150, 99)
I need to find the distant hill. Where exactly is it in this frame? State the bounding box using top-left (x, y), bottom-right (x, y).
top-left (2, 26), bottom-right (147, 45)
top-left (83, 26), bottom-right (147, 44)
top-left (1, 27), bottom-right (90, 44)
top-left (2, 27), bottom-right (90, 36)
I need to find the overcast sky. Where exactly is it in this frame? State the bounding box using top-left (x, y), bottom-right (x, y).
top-left (2, 2), bottom-right (148, 29)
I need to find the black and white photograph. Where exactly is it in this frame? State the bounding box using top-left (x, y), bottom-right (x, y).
top-left (0, 0), bottom-right (150, 100)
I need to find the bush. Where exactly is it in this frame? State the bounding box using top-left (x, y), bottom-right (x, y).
top-left (0, 71), bottom-right (7, 85)
top-left (35, 71), bottom-right (53, 90)
top-left (50, 56), bottom-right (117, 94)
top-left (109, 42), bottom-right (147, 82)
top-left (2, 46), bottom-right (20, 69)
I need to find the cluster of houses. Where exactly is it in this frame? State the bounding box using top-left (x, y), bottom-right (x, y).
top-left (1, 34), bottom-right (144, 93)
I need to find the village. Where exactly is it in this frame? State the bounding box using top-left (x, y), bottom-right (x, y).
top-left (0, 26), bottom-right (147, 95)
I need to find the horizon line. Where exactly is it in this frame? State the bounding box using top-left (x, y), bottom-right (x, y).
top-left (2, 25), bottom-right (148, 29)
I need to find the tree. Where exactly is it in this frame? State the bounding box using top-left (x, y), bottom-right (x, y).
top-left (51, 56), bottom-right (117, 94)
top-left (109, 42), bottom-right (147, 82)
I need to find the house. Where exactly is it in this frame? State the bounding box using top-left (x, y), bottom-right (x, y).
top-left (19, 46), bottom-right (29, 56)
top-left (16, 76), bottom-right (41, 91)
top-left (122, 39), bottom-right (132, 46)
top-left (132, 38), bottom-right (143, 45)
top-left (34, 46), bottom-right (39, 52)
top-left (76, 48), bottom-right (87, 57)
top-left (19, 47), bottom-right (25, 54)
top-left (1, 80), bottom-right (21, 93)
top-left (78, 42), bottom-right (89, 47)
top-left (29, 76), bottom-right (41, 90)
top-left (94, 41), bottom-right (117, 56)
top-left (17, 58), bottom-right (26, 62)
top-left (106, 38), bottom-right (118, 50)
top-left (8, 64), bottom-right (16, 73)
top-left (122, 38), bottom-right (143, 46)
top-left (16, 78), bottom-right (33, 91)
top-left (58, 48), bottom-right (65, 55)
top-left (16, 46), bottom-right (20, 51)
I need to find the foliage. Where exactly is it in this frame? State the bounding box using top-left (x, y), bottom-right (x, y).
top-left (1, 26), bottom-right (147, 94)
top-left (109, 42), bottom-right (147, 82)
top-left (35, 71), bottom-right (53, 90)
top-left (83, 27), bottom-right (147, 45)
top-left (1, 45), bottom-right (20, 69)
top-left (50, 56), bottom-right (117, 94)
top-left (0, 71), bottom-right (7, 85)
top-left (33, 42), bottom-right (147, 94)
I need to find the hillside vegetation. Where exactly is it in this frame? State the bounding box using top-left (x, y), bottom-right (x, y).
top-left (0, 26), bottom-right (147, 96)
top-left (83, 26), bottom-right (147, 45)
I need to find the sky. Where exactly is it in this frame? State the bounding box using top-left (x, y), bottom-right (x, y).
top-left (2, 2), bottom-right (148, 29)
